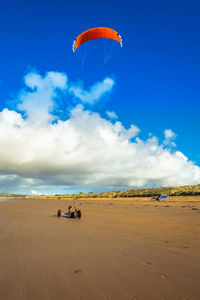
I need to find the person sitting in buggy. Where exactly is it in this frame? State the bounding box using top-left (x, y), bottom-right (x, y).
top-left (57, 197), bottom-right (81, 218)
top-left (67, 204), bottom-right (81, 218)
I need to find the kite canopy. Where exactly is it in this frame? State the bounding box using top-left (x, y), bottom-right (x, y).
top-left (72, 27), bottom-right (122, 52)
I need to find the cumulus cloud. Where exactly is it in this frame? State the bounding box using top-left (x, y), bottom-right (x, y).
top-left (31, 190), bottom-right (39, 195)
top-left (17, 71), bottom-right (67, 124)
top-left (69, 77), bottom-right (115, 104)
top-left (0, 70), bottom-right (200, 194)
top-left (164, 129), bottom-right (177, 147)
top-left (164, 129), bottom-right (176, 139)
top-left (106, 110), bottom-right (118, 119)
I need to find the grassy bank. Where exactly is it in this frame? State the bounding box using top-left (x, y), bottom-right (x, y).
top-left (55, 184), bottom-right (200, 198)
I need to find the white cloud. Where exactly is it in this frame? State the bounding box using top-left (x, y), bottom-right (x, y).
top-left (163, 129), bottom-right (177, 147)
top-left (69, 77), bottom-right (115, 104)
top-left (0, 70), bottom-right (199, 194)
top-left (175, 151), bottom-right (188, 162)
top-left (31, 190), bottom-right (39, 195)
top-left (106, 110), bottom-right (118, 119)
top-left (164, 129), bottom-right (176, 139)
top-left (18, 71), bottom-right (67, 125)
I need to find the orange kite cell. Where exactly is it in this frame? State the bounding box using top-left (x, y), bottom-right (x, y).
top-left (72, 27), bottom-right (122, 52)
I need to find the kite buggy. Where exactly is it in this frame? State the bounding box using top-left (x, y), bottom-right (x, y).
top-left (57, 198), bottom-right (81, 219)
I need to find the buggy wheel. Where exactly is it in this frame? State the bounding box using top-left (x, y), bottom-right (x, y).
top-left (71, 212), bottom-right (75, 218)
top-left (57, 209), bottom-right (61, 217)
top-left (75, 210), bottom-right (81, 219)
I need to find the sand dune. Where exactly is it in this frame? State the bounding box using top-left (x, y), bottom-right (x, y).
top-left (0, 196), bottom-right (200, 299)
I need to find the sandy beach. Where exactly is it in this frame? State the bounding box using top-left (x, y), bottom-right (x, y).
top-left (0, 196), bottom-right (200, 300)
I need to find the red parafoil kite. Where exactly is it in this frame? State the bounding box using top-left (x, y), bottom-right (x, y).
top-left (72, 27), bottom-right (122, 52)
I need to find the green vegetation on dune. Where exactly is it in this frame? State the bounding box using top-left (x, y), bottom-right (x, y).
top-left (55, 184), bottom-right (200, 198)
top-left (0, 193), bottom-right (26, 198)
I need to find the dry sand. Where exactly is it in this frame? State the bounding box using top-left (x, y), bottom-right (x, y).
top-left (0, 196), bottom-right (200, 300)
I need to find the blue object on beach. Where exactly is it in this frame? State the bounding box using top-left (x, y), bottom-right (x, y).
top-left (157, 194), bottom-right (168, 201)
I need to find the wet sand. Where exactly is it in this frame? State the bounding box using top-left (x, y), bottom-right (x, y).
top-left (0, 196), bottom-right (200, 300)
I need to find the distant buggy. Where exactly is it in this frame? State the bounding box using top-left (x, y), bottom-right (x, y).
top-left (57, 198), bottom-right (81, 219)
top-left (153, 194), bottom-right (168, 201)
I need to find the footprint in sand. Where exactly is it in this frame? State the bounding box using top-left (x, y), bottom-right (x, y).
top-left (142, 262), bottom-right (152, 266)
top-left (160, 273), bottom-right (170, 281)
top-left (74, 269), bottom-right (83, 274)
top-left (119, 253), bottom-right (127, 257)
top-left (181, 246), bottom-right (190, 249)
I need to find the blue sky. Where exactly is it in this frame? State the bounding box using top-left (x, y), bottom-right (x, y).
top-left (0, 0), bottom-right (200, 194)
